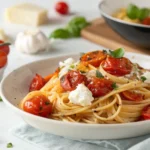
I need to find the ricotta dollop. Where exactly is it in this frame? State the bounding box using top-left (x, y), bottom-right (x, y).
top-left (69, 83), bottom-right (94, 106)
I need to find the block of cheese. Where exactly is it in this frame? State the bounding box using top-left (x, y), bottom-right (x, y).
top-left (5, 3), bottom-right (48, 26)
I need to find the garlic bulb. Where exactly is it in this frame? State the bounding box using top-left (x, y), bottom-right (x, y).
top-left (15, 29), bottom-right (50, 54)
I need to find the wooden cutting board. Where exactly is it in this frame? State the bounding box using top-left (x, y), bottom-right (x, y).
top-left (81, 18), bottom-right (150, 55)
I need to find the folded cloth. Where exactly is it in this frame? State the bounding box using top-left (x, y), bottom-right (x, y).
top-left (10, 123), bottom-right (150, 150)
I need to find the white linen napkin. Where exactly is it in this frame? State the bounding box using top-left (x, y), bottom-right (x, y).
top-left (10, 123), bottom-right (150, 150)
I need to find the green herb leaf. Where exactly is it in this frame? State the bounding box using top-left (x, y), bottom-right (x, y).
top-left (0, 43), bottom-right (11, 47)
top-left (112, 82), bottom-right (118, 90)
top-left (138, 8), bottom-right (150, 20)
top-left (127, 4), bottom-right (140, 19)
top-left (50, 28), bottom-right (71, 39)
top-left (70, 64), bottom-right (75, 69)
top-left (109, 48), bottom-right (125, 58)
top-left (7, 143), bottom-right (13, 148)
top-left (96, 70), bottom-right (104, 78)
top-left (0, 97), bottom-right (2, 102)
top-left (66, 16), bottom-right (89, 37)
top-left (80, 70), bottom-right (86, 73)
top-left (102, 49), bottom-right (108, 54)
top-left (141, 76), bottom-right (147, 82)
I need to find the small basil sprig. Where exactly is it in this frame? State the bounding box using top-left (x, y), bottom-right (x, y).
top-left (96, 70), bottom-right (104, 78)
top-left (112, 82), bottom-right (118, 90)
top-left (7, 143), bottom-right (13, 148)
top-left (141, 76), bottom-right (147, 82)
top-left (109, 48), bottom-right (125, 58)
top-left (66, 16), bottom-right (89, 37)
top-left (49, 16), bottom-right (89, 39)
top-left (50, 29), bottom-right (71, 39)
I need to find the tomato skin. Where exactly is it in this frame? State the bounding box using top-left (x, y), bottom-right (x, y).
top-left (142, 105), bottom-right (150, 120)
top-left (0, 51), bottom-right (7, 68)
top-left (102, 56), bottom-right (132, 76)
top-left (142, 17), bottom-right (150, 25)
top-left (80, 51), bottom-right (107, 67)
top-left (29, 74), bottom-right (45, 92)
top-left (86, 77), bottom-right (113, 97)
top-left (60, 70), bottom-right (87, 91)
top-left (121, 91), bottom-right (144, 101)
top-left (55, 2), bottom-right (69, 15)
top-left (0, 40), bottom-right (10, 55)
top-left (23, 95), bottom-right (52, 118)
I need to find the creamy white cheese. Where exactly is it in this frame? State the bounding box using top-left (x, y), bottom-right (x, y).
top-left (142, 71), bottom-right (150, 83)
top-left (15, 29), bottom-right (50, 54)
top-left (59, 58), bottom-right (79, 78)
top-left (69, 84), bottom-right (94, 106)
top-left (59, 58), bottom-right (74, 68)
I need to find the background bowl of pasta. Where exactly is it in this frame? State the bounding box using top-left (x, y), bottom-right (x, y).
top-left (0, 51), bottom-right (150, 140)
top-left (99, 0), bottom-right (150, 48)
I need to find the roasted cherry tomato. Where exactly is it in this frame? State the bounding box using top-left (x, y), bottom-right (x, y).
top-left (0, 40), bottom-right (10, 55)
top-left (141, 105), bottom-right (150, 120)
top-left (55, 1), bottom-right (69, 15)
top-left (86, 77), bottom-right (113, 97)
top-left (142, 17), bottom-right (150, 25)
top-left (80, 51), bottom-right (107, 67)
top-left (23, 95), bottom-right (52, 118)
top-left (0, 51), bottom-right (7, 68)
top-left (60, 70), bottom-right (87, 91)
top-left (29, 74), bottom-right (45, 92)
top-left (121, 90), bottom-right (144, 101)
top-left (102, 56), bottom-right (132, 76)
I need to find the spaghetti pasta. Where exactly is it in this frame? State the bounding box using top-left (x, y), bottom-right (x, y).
top-left (20, 49), bottom-right (150, 124)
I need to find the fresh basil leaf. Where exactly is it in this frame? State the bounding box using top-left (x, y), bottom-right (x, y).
top-left (96, 70), bottom-right (104, 78)
top-left (67, 16), bottom-right (89, 37)
top-left (0, 97), bottom-right (2, 102)
top-left (127, 4), bottom-right (140, 19)
top-left (141, 76), bottom-right (147, 82)
top-left (7, 143), bottom-right (13, 148)
top-left (109, 48), bottom-right (125, 58)
top-left (112, 82), bottom-right (118, 90)
top-left (138, 8), bottom-right (150, 20)
top-left (50, 28), bottom-right (71, 39)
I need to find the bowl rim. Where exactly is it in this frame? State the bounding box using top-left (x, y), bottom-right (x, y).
top-left (99, 0), bottom-right (150, 28)
top-left (0, 52), bottom-right (150, 128)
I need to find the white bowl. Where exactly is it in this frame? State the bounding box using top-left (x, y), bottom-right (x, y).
top-left (0, 53), bottom-right (150, 140)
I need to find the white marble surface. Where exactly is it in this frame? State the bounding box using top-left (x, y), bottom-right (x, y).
top-left (0, 0), bottom-right (105, 149)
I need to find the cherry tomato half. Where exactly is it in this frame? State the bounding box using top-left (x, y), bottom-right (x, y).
top-left (60, 70), bottom-right (87, 91)
top-left (102, 56), bottom-right (132, 76)
top-left (23, 95), bottom-right (52, 118)
top-left (142, 17), bottom-right (150, 25)
top-left (121, 90), bottom-right (144, 101)
top-left (29, 74), bottom-right (45, 92)
top-left (86, 77), bottom-right (113, 97)
top-left (80, 51), bottom-right (107, 67)
top-left (55, 1), bottom-right (69, 15)
top-left (0, 40), bottom-right (10, 55)
top-left (0, 51), bottom-right (7, 68)
top-left (141, 105), bottom-right (150, 120)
